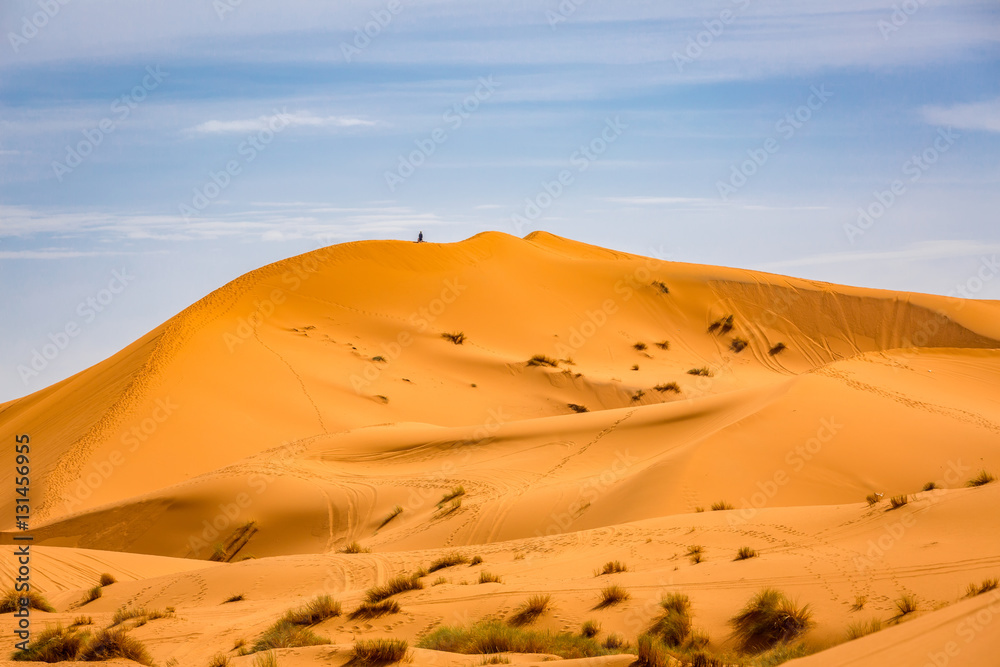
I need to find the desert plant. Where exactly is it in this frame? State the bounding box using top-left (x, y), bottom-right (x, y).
top-left (686, 545), bottom-right (704, 564)
top-left (652, 281), bottom-right (670, 294)
top-left (10, 624), bottom-right (88, 662)
top-left (922, 481), bottom-right (937, 491)
top-left (377, 505), bottom-right (403, 529)
top-left (352, 638), bottom-right (409, 665)
top-left (891, 594), bottom-right (918, 622)
top-left (567, 403), bottom-right (590, 413)
top-left (711, 500), bottom-right (734, 511)
top-left (966, 578), bottom-right (999, 597)
top-left (527, 354), bottom-right (559, 367)
top-left (372, 355), bottom-right (386, 362)
top-left (581, 620), bottom-right (601, 638)
top-left (439, 497), bottom-right (462, 515)
top-left (282, 595), bottom-right (341, 625)
top-left (442, 332), bottom-right (466, 345)
top-left (735, 547), bottom-right (758, 561)
top-left (636, 634), bottom-right (668, 667)
top-left (509, 594), bottom-right (551, 626)
top-left (365, 575), bottom-right (423, 603)
top-left (350, 599), bottom-right (402, 620)
top-left (596, 585), bottom-right (630, 608)
top-left (1, 589), bottom-right (55, 613)
top-left (631, 364), bottom-right (640, 371)
top-left (99, 573), bottom-right (117, 586)
top-left (649, 593), bottom-right (691, 646)
top-left (708, 315), bottom-right (734, 334)
top-left (865, 492), bottom-right (882, 506)
top-left (631, 390), bottom-right (645, 402)
top-left (633, 342), bottom-right (647, 351)
top-left (433, 577), bottom-right (447, 586)
top-left (729, 588), bottom-right (813, 654)
top-left (252, 620), bottom-right (331, 650)
top-left (429, 553), bottom-right (470, 572)
top-left (850, 594), bottom-right (867, 611)
top-left (253, 652), bottom-right (279, 667)
top-left (846, 618), bottom-right (882, 640)
top-left (653, 382), bottom-right (680, 393)
top-left (79, 627), bottom-right (154, 664)
top-left (730, 337), bottom-right (749, 353)
top-left (208, 653), bottom-right (232, 667)
top-left (654, 340), bottom-right (670, 350)
top-left (339, 541), bottom-right (372, 554)
top-left (602, 633), bottom-right (624, 650)
top-left (888, 495), bottom-right (908, 510)
top-left (82, 586), bottom-right (103, 604)
top-left (111, 606), bottom-right (148, 626)
top-left (223, 593), bottom-right (245, 604)
top-left (479, 571), bottom-right (502, 584)
top-left (418, 620), bottom-right (611, 658)
top-left (595, 560), bottom-right (628, 576)
top-left (967, 470), bottom-right (996, 487)
top-left (438, 486), bottom-right (466, 506)
top-left (470, 555), bottom-right (484, 565)
top-left (481, 655), bottom-right (511, 664)
top-left (768, 342), bottom-right (787, 355)
top-left (687, 367), bottom-right (711, 377)
top-left (72, 615), bottom-right (93, 626)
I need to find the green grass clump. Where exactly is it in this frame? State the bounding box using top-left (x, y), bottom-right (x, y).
top-left (82, 586), bottom-right (102, 604)
top-left (98, 573), bottom-right (117, 586)
top-left (595, 585), bottom-right (630, 608)
top-left (1, 589), bottom-right (55, 613)
top-left (888, 495), bottom-right (908, 510)
top-left (508, 594), bottom-right (551, 627)
top-left (527, 355), bottom-right (559, 367)
top-left (282, 595), bottom-right (341, 625)
top-left (479, 571), bottom-right (503, 584)
top-left (687, 367), bottom-right (712, 377)
top-left (653, 382), bottom-right (680, 393)
top-left (442, 332), bottom-right (466, 345)
top-left (365, 575), bottom-right (423, 603)
top-left (10, 624), bottom-right (88, 662)
top-left (350, 599), bottom-right (402, 620)
top-left (429, 553), bottom-right (470, 572)
top-left (377, 505), bottom-right (403, 529)
top-left (735, 547), bottom-right (759, 561)
top-left (580, 620), bottom-right (601, 638)
top-left (729, 588), bottom-right (813, 654)
top-left (846, 618), bottom-right (882, 640)
top-left (418, 620), bottom-right (614, 659)
top-left (711, 500), bottom-right (734, 511)
top-left (595, 560), bottom-right (628, 576)
top-left (352, 638), bottom-right (409, 665)
top-left (966, 578), bottom-right (999, 597)
top-left (78, 627), bottom-right (154, 664)
top-left (339, 541), bottom-right (372, 554)
top-left (967, 470), bottom-right (996, 487)
top-left (649, 593), bottom-right (691, 647)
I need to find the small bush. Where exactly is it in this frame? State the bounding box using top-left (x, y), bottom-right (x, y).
top-left (596, 585), bottom-right (630, 608)
top-left (11, 624), bottom-right (87, 662)
top-left (377, 505), bottom-right (403, 529)
top-left (602, 633), bottom-right (624, 650)
top-left (433, 577), bottom-right (447, 586)
top-left (687, 545), bottom-right (704, 564)
top-left (353, 638), bottom-right (409, 665)
top-left (654, 382), bottom-right (680, 393)
top-left (508, 594), bottom-right (551, 627)
top-left (111, 606), bottom-right (148, 626)
top-left (595, 560), bottom-right (628, 576)
top-left (567, 403), bottom-right (590, 413)
top-left (253, 652), bottom-right (279, 667)
top-left (439, 497), bottom-right (462, 515)
top-left (470, 555), bottom-right (484, 566)
top-left (633, 342), bottom-right (647, 351)
top-left (283, 595), bottom-right (341, 625)
top-left (850, 595), bottom-right (866, 611)
top-left (966, 578), bottom-right (999, 597)
top-left (654, 340), bottom-right (670, 350)
top-left (631, 390), bottom-right (645, 402)
top-left (72, 615), bottom-right (93, 626)
top-left (729, 588), bottom-right (813, 654)
top-left (968, 470), bottom-right (996, 487)
top-left (99, 573), bottom-right (117, 586)
top-left (350, 599), bottom-right (402, 620)
top-left (339, 541), bottom-right (372, 554)
top-left (631, 364), bottom-right (640, 371)
top-left (708, 315), bottom-right (734, 335)
top-left (687, 367), bottom-right (711, 377)
top-left (372, 355), bottom-right (386, 362)
top-left (438, 486), bottom-right (466, 506)
top-left (847, 618), bottom-right (882, 640)
top-left (922, 481), bottom-right (937, 491)
top-left (79, 627), bottom-right (154, 665)
top-left (1, 589), bottom-right (55, 613)
top-left (711, 500), bottom-right (734, 511)
top-left (652, 281), bottom-right (670, 294)
top-left (83, 585), bottom-right (103, 604)
top-left (730, 337), bottom-right (749, 353)
top-left (865, 492), bottom-right (882, 506)
top-left (366, 575), bottom-right (423, 603)
top-left (209, 653), bottom-right (232, 667)
top-left (636, 634), bottom-right (668, 667)
top-left (418, 620), bottom-right (610, 659)
top-left (479, 571), bottom-right (502, 584)
top-left (768, 342), bottom-right (787, 356)
top-left (527, 355), bottom-right (559, 367)
top-left (442, 332), bottom-right (466, 345)
top-left (581, 620), bottom-right (601, 638)
top-left (429, 553), bottom-right (470, 572)
top-left (649, 593), bottom-right (691, 646)
top-left (735, 547), bottom-right (758, 561)
top-left (888, 495), bottom-right (908, 510)
top-left (481, 655), bottom-right (510, 664)
top-left (891, 594), bottom-right (918, 621)
top-left (223, 593), bottom-right (245, 604)
top-left (253, 620), bottom-right (331, 650)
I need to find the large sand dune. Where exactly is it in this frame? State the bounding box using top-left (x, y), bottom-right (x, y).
top-left (2, 232), bottom-right (998, 665)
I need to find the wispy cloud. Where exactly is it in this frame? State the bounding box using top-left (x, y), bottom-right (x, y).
top-left (601, 196), bottom-right (712, 205)
top-left (190, 111), bottom-right (376, 134)
top-left (922, 98), bottom-right (1000, 133)
top-left (757, 240), bottom-right (1000, 270)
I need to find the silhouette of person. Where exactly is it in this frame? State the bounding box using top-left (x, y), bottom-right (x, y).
top-left (417, 231), bottom-right (424, 243)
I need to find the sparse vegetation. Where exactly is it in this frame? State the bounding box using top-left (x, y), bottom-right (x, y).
top-left (631, 364), bottom-right (640, 371)
top-left (470, 555), bottom-right (484, 566)
top-left (442, 332), bottom-right (466, 345)
top-left (966, 578), bottom-right (999, 597)
top-left (634, 342), bottom-right (647, 351)
top-left (438, 486), bottom-right (466, 507)
top-left (418, 620), bottom-right (614, 659)
top-left (735, 547), bottom-right (759, 561)
top-left (581, 620), bottom-right (601, 638)
top-left (652, 281), bottom-right (670, 294)
top-left (99, 573), bottom-right (117, 586)
top-left (768, 342), bottom-right (787, 356)
top-left (283, 595), bottom-right (341, 625)
top-left (433, 577), bottom-right (447, 586)
top-left (79, 627), bottom-right (155, 664)
top-left (439, 497), bottom-right (463, 515)
top-left (711, 500), bottom-right (734, 511)
top-left (730, 337), bottom-right (749, 353)
top-left (350, 599), bottom-right (402, 620)
top-left (72, 615), bottom-right (93, 626)
top-left (252, 621), bottom-right (331, 651)
top-left (729, 588), bottom-right (813, 654)
top-left (631, 390), bottom-right (645, 402)
top-left (922, 481), bottom-right (937, 491)
top-left (527, 354), bottom-right (559, 367)
top-left (352, 638), bottom-right (409, 665)
top-left (596, 585), bottom-right (630, 608)
top-left (636, 634), bottom-right (669, 667)
top-left (708, 315), bottom-right (734, 335)
top-left (508, 594), bottom-right (551, 626)
top-left (687, 367), bottom-right (712, 377)
top-left (850, 595), bottom-right (867, 611)
top-left (846, 618), bottom-right (883, 641)
top-left (649, 593), bottom-right (691, 646)
top-left (208, 653), bottom-right (232, 667)
top-left (602, 633), bottom-right (624, 650)
top-left (429, 553), bottom-right (470, 572)
top-left (1, 589), bottom-right (55, 613)
top-left (377, 505), bottom-right (403, 529)
top-left (654, 382), bottom-right (680, 393)
top-left (865, 492), bottom-right (882, 506)
top-left (253, 652), bottom-right (279, 667)
top-left (372, 356), bottom-right (386, 362)
top-left (481, 654), bottom-right (510, 664)
top-left (479, 572), bottom-right (503, 584)
top-left (888, 495), bottom-right (908, 510)
top-left (82, 586), bottom-right (102, 604)
top-left (365, 575), bottom-right (423, 603)
top-left (567, 403), bottom-right (590, 413)
top-left (595, 560), bottom-right (628, 576)
top-left (339, 541), bottom-right (372, 554)
top-left (891, 594), bottom-right (918, 622)
top-left (967, 470), bottom-right (996, 487)
top-left (686, 545), bottom-right (704, 565)
top-left (10, 624), bottom-right (88, 662)
top-left (654, 340), bottom-right (670, 350)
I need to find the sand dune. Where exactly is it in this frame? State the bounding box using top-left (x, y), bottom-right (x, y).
top-left (2, 232), bottom-right (998, 665)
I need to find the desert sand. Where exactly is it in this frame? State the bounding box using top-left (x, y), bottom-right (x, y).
top-left (1, 231), bottom-right (998, 666)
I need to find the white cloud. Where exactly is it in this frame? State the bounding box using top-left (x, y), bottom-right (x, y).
top-left (757, 240), bottom-right (1000, 269)
top-left (602, 196), bottom-right (712, 205)
top-left (922, 98), bottom-right (1000, 133)
top-left (190, 111), bottom-right (376, 134)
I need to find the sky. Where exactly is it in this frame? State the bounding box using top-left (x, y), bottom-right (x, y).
top-left (0, 0), bottom-right (998, 401)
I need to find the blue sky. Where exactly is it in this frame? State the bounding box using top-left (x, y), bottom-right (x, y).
top-left (1, 0), bottom-right (998, 401)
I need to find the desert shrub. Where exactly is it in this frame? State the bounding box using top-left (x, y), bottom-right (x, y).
top-left (922, 481), bottom-right (937, 491)
top-left (527, 355), bottom-right (559, 367)
top-left (687, 367), bottom-right (711, 377)
top-left (729, 588), bottom-right (812, 654)
top-left (846, 618), bottom-right (882, 640)
top-left (634, 342), bottom-right (647, 351)
top-left (366, 575), bottom-right (423, 603)
top-left (708, 315), bottom-right (734, 334)
top-left (1, 589), bottom-right (55, 613)
top-left (865, 493), bottom-right (882, 506)
top-left (438, 486), bottom-right (466, 506)
top-left (735, 547), bottom-right (759, 561)
top-left (687, 545), bottom-right (704, 564)
top-left (479, 572), bottom-right (502, 584)
top-left (481, 655), bottom-right (510, 664)
top-left (208, 653), bottom-right (232, 667)
top-left (470, 555), bottom-right (484, 566)
top-left (439, 497), bottom-right (462, 515)
top-left (888, 495), bottom-right (908, 510)
top-left (442, 332), bottom-right (466, 345)
top-left (372, 356), bottom-right (386, 362)
top-left (111, 606), bottom-right (148, 626)
top-left (711, 501), bottom-right (734, 511)
top-left (222, 593), bottom-right (246, 604)
top-left (768, 343), bottom-right (787, 356)
top-left (83, 586), bottom-right (102, 604)
top-left (891, 594), bottom-right (918, 622)
top-left (252, 620), bottom-right (331, 650)
top-left (654, 340), bottom-right (670, 350)
top-left (508, 594), bottom-right (551, 626)
top-left (595, 561), bottom-right (628, 576)
top-left (339, 541), bottom-right (372, 554)
top-left (649, 593), bottom-right (691, 646)
top-left (652, 281), bottom-right (670, 294)
top-left (850, 595), bottom-right (867, 611)
top-left (581, 620), bottom-right (601, 638)
top-left (567, 403), bottom-right (590, 413)
top-left (253, 652), bottom-right (279, 667)
top-left (72, 615), bottom-right (93, 626)
top-left (654, 382), bottom-right (680, 393)
top-left (429, 553), bottom-right (470, 572)
top-left (377, 505), bottom-right (403, 529)
top-left (99, 573), bottom-right (117, 586)
top-left (10, 624), bottom-right (87, 662)
top-left (79, 627), bottom-right (154, 664)
top-left (283, 595), bottom-right (341, 625)
top-left (631, 390), bottom-right (645, 402)
top-left (968, 470), bottom-right (996, 487)
top-left (350, 599), bottom-right (402, 620)
top-left (353, 638), bottom-right (409, 665)
top-left (602, 633), bottom-right (624, 650)
top-left (966, 578), bottom-right (999, 597)
top-left (596, 585), bottom-right (630, 608)
top-left (433, 577), bottom-right (447, 586)
top-left (730, 337), bottom-right (749, 353)
top-left (631, 364), bottom-right (640, 371)
top-left (418, 620), bottom-right (611, 658)
top-left (636, 634), bottom-right (669, 667)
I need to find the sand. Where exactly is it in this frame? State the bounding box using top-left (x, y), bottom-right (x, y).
top-left (1, 231), bottom-right (998, 665)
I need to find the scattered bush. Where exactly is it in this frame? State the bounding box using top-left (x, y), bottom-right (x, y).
top-left (687, 367), bottom-right (711, 377)
top-left (649, 593), bottom-right (691, 646)
top-left (438, 486), bottom-right (466, 507)
top-left (631, 390), bottom-right (645, 402)
top-left (967, 470), bottom-right (996, 487)
top-left (72, 615), bottom-right (93, 626)
top-left (729, 588), bottom-right (813, 654)
top-left (470, 555), bottom-right (484, 566)
top-left (708, 315), bottom-right (734, 335)
top-left (602, 633), bottom-right (624, 650)
top-left (735, 547), bottom-right (758, 561)
top-left (352, 638), bottom-right (409, 665)
top-left (966, 578), bottom-right (999, 597)
top-left (111, 606), bottom-right (148, 626)
top-left (596, 585), bottom-right (630, 608)
top-left (433, 577), bottom-right (447, 586)
top-left (847, 618), bottom-right (882, 640)
top-left (442, 332), bottom-right (466, 345)
top-left (366, 575), bottom-right (423, 603)
top-left (1, 589), bottom-right (55, 613)
top-left (865, 493), bottom-right (882, 506)
top-left (439, 497), bottom-right (463, 515)
top-left (768, 342), bottom-right (787, 356)
top-left (429, 553), bottom-right (470, 572)
top-left (339, 541), bottom-right (372, 554)
top-left (711, 501), bottom-right (734, 511)
top-left (581, 620), bottom-right (601, 638)
top-left (481, 655), bottom-right (510, 664)
top-left (922, 481), bottom-right (937, 491)
top-left (208, 653), bottom-right (232, 667)
top-left (83, 586), bottom-right (103, 604)
top-left (252, 620), bottom-right (331, 650)
top-left (10, 624), bottom-right (88, 662)
top-left (350, 599), bottom-right (402, 620)
top-left (527, 355), bottom-right (559, 367)
top-left (631, 364), bottom-right (640, 371)
top-left (654, 382), bottom-right (680, 393)
top-left (891, 594), bottom-right (918, 622)
top-left (567, 403), bottom-right (590, 413)
top-left (79, 627), bottom-right (154, 664)
top-left (633, 342), bottom-right (647, 351)
top-left (509, 594), bottom-right (551, 626)
top-left (636, 634), bottom-right (668, 667)
top-left (595, 561), bottom-right (628, 576)
top-left (377, 505), bottom-right (403, 530)
top-left (654, 340), bottom-right (670, 350)
top-left (686, 545), bottom-right (704, 565)
top-left (730, 337), bottom-right (749, 353)
top-left (253, 652), bottom-right (279, 667)
top-left (888, 495), bottom-right (908, 510)
top-left (282, 595), bottom-right (341, 625)
top-left (99, 573), bottom-right (117, 587)
top-left (479, 572), bottom-right (503, 584)
top-left (652, 281), bottom-right (670, 294)
top-left (372, 356), bottom-right (387, 362)
top-left (850, 595), bottom-right (867, 611)
top-left (418, 620), bottom-right (612, 659)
